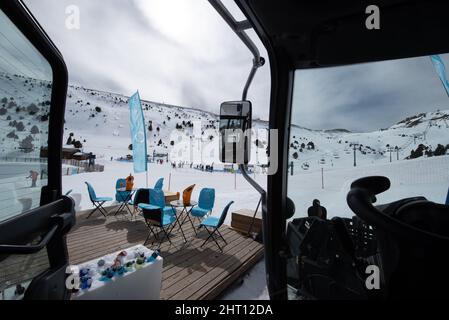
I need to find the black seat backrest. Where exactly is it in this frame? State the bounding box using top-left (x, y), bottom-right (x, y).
top-left (138, 189), bottom-right (163, 225)
top-left (142, 207), bottom-right (163, 226)
top-left (395, 200), bottom-right (449, 238)
top-left (331, 217), bottom-right (356, 259)
top-left (134, 188), bottom-right (150, 206)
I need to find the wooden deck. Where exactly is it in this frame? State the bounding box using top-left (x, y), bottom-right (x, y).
top-left (67, 206), bottom-right (264, 300)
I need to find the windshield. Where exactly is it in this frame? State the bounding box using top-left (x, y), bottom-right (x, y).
top-left (288, 53), bottom-right (449, 220)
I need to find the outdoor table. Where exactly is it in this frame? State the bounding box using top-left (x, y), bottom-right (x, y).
top-left (164, 191), bottom-right (179, 204)
top-left (114, 188), bottom-right (137, 217)
top-left (71, 244), bottom-right (162, 300)
top-left (169, 200), bottom-right (198, 242)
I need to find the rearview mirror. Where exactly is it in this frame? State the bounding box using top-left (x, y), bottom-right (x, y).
top-left (219, 101), bottom-right (252, 164)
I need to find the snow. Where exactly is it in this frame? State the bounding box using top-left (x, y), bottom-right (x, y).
top-left (288, 155), bottom-right (449, 220)
top-left (63, 159), bottom-right (265, 226)
top-left (221, 259), bottom-right (269, 300)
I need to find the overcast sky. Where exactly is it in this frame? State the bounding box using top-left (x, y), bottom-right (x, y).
top-left (292, 54), bottom-right (449, 132)
top-left (23, 0), bottom-right (271, 120)
top-left (22, 1), bottom-right (449, 131)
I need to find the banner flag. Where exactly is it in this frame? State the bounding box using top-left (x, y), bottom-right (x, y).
top-left (128, 91), bottom-right (148, 173)
top-left (430, 55), bottom-right (449, 97)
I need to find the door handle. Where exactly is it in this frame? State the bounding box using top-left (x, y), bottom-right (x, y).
top-left (0, 224), bottom-right (58, 254)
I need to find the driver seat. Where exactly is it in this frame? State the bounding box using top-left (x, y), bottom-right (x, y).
top-left (348, 176), bottom-right (449, 299)
top-left (384, 199), bottom-right (449, 299)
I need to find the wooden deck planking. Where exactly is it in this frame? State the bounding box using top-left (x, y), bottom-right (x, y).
top-left (67, 206), bottom-right (264, 300)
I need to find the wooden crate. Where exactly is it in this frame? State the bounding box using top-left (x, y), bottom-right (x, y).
top-left (231, 209), bottom-right (262, 235)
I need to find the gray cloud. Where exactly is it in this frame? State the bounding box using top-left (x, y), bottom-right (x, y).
top-left (292, 54), bottom-right (449, 132)
top-left (23, 0), bottom-right (271, 119)
top-left (22, 1), bottom-right (447, 132)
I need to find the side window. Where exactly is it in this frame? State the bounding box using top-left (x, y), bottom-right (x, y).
top-left (288, 54), bottom-right (449, 221)
top-left (0, 9), bottom-right (52, 222)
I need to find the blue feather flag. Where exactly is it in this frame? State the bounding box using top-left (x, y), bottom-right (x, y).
top-left (128, 91), bottom-right (148, 173)
top-left (430, 55), bottom-right (449, 97)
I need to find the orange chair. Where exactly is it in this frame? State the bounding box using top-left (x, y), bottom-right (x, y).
top-left (182, 184), bottom-right (195, 205)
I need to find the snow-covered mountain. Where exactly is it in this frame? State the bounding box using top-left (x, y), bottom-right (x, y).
top-left (2, 72), bottom-right (449, 171)
top-left (289, 109), bottom-right (449, 172)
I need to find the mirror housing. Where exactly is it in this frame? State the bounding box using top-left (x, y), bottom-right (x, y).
top-left (219, 101), bottom-right (252, 164)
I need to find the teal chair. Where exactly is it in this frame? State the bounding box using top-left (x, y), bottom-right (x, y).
top-left (115, 178), bottom-right (130, 202)
top-left (188, 188), bottom-right (215, 234)
top-left (85, 182), bottom-right (112, 219)
top-left (154, 178), bottom-right (164, 190)
top-left (198, 201), bottom-right (233, 251)
top-left (138, 189), bottom-right (178, 247)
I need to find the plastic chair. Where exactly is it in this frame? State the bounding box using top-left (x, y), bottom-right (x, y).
top-left (198, 201), bottom-right (234, 251)
top-left (85, 182), bottom-right (112, 219)
top-left (182, 184), bottom-right (195, 205)
top-left (138, 189), bottom-right (177, 248)
top-left (154, 178), bottom-right (164, 190)
top-left (115, 178), bottom-right (130, 202)
top-left (188, 188), bottom-right (215, 234)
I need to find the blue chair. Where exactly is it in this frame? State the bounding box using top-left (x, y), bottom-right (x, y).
top-left (85, 182), bottom-right (112, 219)
top-left (198, 201), bottom-right (234, 251)
top-left (188, 188), bottom-right (215, 234)
top-left (115, 178), bottom-right (130, 202)
top-left (138, 188), bottom-right (176, 217)
top-left (128, 188), bottom-right (147, 213)
top-left (138, 189), bottom-right (177, 247)
top-left (154, 178), bottom-right (164, 190)
top-left (114, 178), bottom-right (132, 216)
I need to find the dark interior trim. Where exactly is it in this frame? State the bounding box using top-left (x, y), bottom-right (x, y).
top-left (0, 0), bottom-right (68, 204)
top-left (236, 0), bottom-right (295, 300)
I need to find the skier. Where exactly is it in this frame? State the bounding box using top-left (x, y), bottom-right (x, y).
top-left (26, 170), bottom-right (39, 188)
top-left (307, 199), bottom-right (327, 220)
top-left (88, 152), bottom-right (95, 169)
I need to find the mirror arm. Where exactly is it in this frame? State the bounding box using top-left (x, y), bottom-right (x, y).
top-left (242, 57), bottom-right (265, 100)
top-left (208, 0), bottom-right (265, 100)
top-left (239, 164), bottom-right (265, 196)
top-left (209, 0), bottom-right (267, 193)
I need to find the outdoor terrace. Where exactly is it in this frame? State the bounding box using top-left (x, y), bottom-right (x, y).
top-left (67, 206), bottom-right (264, 300)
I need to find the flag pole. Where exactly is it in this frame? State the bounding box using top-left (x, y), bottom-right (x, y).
top-left (146, 160), bottom-right (149, 188)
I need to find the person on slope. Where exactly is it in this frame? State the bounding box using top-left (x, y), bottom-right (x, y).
top-left (26, 170), bottom-right (39, 188)
top-left (307, 199), bottom-right (327, 220)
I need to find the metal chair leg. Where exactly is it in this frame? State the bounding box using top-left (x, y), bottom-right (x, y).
top-left (187, 214), bottom-right (198, 235)
top-left (201, 228), bottom-right (223, 251)
top-left (161, 227), bottom-right (173, 244)
top-left (87, 201), bottom-right (107, 219)
top-left (216, 229), bottom-right (227, 244)
top-left (97, 202), bottom-right (108, 217)
top-left (86, 206), bottom-right (99, 219)
top-left (144, 222), bottom-right (160, 246)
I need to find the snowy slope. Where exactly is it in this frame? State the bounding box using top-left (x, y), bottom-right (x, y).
top-left (63, 84), bottom-right (270, 165)
top-left (0, 72), bottom-right (51, 157)
top-left (289, 109), bottom-right (449, 172)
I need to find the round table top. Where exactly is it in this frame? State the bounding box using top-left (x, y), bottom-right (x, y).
top-left (116, 188), bottom-right (137, 192)
top-left (170, 200), bottom-right (197, 207)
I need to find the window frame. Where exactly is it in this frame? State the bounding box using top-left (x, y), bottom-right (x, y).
top-left (1, 0), bottom-right (68, 206)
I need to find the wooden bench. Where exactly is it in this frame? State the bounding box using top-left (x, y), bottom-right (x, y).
top-left (231, 209), bottom-right (262, 235)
